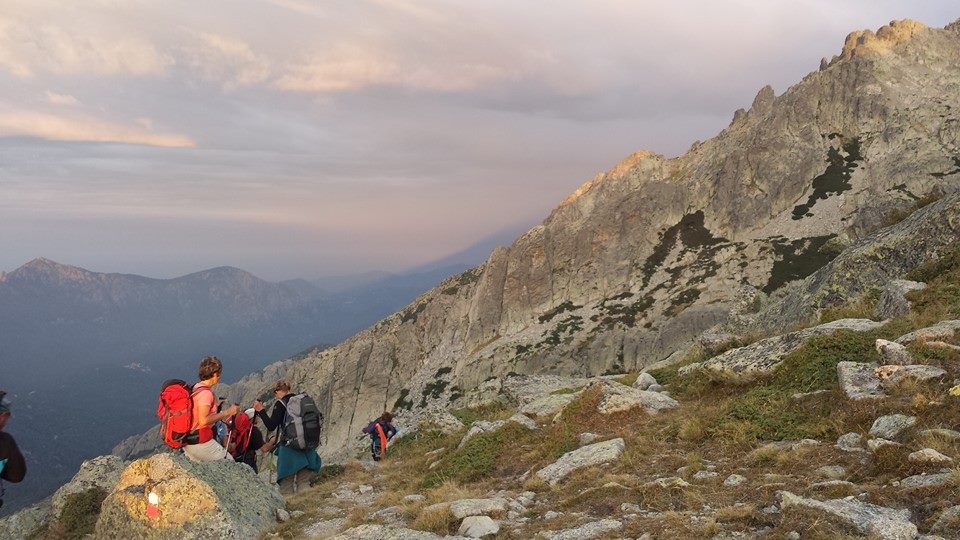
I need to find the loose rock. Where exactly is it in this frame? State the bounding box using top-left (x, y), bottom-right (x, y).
top-left (778, 491), bottom-right (917, 540)
top-left (815, 465), bottom-right (847, 480)
top-left (869, 414), bottom-right (917, 440)
top-left (908, 448), bottom-right (954, 465)
top-left (875, 339), bottom-right (913, 365)
top-left (536, 438), bottom-right (626, 485)
top-left (874, 280), bottom-right (926, 319)
top-left (509, 413), bottom-right (539, 430)
top-left (921, 428), bottom-right (960, 441)
top-left (332, 524), bottom-right (467, 539)
top-left (836, 432), bottom-right (865, 452)
top-left (520, 394), bottom-right (578, 417)
top-left (457, 516), bottom-right (500, 538)
top-left (899, 471), bottom-right (955, 490)
top-left (724, 474), bottom-right (747, 486)
top-left (538, 519), bottom-right (623, 540)
top-left (633, 372), bottom-right (658, 390)
top-left (896, 320), bottom-right (960, 345)
top-left (877, 364), bottom-right (947, 389)
top-left (589, 380), bottom-right (678, 415)
top-left (449, 498), bottom-right (507, 520)
top-left (578, 433), bottom-right (600, 445)
top-left (838, 362), bottom-right (884, 400)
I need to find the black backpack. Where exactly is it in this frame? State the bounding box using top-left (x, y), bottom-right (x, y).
top-left (280, 394), bottom-right (322, 450)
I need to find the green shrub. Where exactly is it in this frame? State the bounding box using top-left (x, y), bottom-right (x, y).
top-left (772, 329), bottom-right (879, 393)
top-left (56, 487), bottom-right (108, 539)
top-left (714, 386), bottom-right (812, 442)
top-left (450, 402), bottom-right (509, 426)
top-left (310, 464), bottom-right (345, 485)
top-left (421, 429), bottom-right (507, 488)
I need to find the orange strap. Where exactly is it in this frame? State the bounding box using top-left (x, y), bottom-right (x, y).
top-left (375, 423), bottom-right (388, 455)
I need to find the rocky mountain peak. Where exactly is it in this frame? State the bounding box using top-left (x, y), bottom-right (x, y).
top-left (840, 19), bottom-right (928, 60)
top-left (5, 257), bottom-right (96, 284)
top-left (559, 150), bottom-right (663, 207)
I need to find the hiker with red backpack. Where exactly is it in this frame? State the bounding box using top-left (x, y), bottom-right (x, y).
top-left (226, 409), bottom-right (276, 472)
top-left (254, 380), bottom-right (322, 494)
top-left (157, 356), bottom-right (239, 462)
top-left (362, 411), bottom-right (397, 462)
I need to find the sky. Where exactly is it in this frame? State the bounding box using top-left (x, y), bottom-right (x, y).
top-left (0, 1), bottom-right (956, 280)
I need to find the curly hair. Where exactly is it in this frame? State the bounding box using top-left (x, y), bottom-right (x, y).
top-left (198, 356), bottom-right (222, 380)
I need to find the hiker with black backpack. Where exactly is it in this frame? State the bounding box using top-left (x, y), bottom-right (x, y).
top-left (254, 380), bottom-right (322, 494)
top-left (362, 411), bottom-right (397, 462)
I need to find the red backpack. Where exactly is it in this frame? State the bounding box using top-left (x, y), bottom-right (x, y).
top-left (157, 379), bottom-right (212, 449)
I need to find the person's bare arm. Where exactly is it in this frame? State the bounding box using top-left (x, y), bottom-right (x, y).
top-left (259, 435), bottom-right (277, 454)
top-left (195, 399), bottom-right (239, 427)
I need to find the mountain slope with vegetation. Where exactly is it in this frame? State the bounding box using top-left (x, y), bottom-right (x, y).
top-left (7, 15), bottom-right (960, 540)
top-left (171, 17), bottom-right (960, 465)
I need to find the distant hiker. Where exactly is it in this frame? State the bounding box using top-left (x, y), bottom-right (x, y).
top-left (254, 380), bottom-right (322, 494)
top-left (0, 391), bottom-right (26, 509)
top-left (182, 356), bottom-right (239, 462)
top-left (226, 409), bottom-right (277, 473)
top-left (362, 412), bottom-right (398, 462)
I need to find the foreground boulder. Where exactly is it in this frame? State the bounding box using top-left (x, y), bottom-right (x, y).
top-left (0, 455), bottom-right (126, 540)
top-left (94, 453), bottom-right (283, 539)
top-left (536, 438), bottom-right (625, 485)
top-left (681, 319), bottom-right (883, 380)
top-left (778, 491), bottom-right (917, 540)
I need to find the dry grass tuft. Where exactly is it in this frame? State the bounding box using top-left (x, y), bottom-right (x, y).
top-left (411, 503), bottom-right (456, 535)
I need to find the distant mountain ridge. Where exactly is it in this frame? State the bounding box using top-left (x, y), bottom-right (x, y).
top-left (0, 248), bottom-right (500, 513)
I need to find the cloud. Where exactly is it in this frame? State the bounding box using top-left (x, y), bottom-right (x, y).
top-left (275, 45), bottom-right (514, 93)
top-left (180, 33), bottom-right (272, 90)
top-left (45, 91), bottom-right (78, 106)
top-left (0, 15), bottom-right (171, 78)
top-left (0, 111), bottom-right (194, 147)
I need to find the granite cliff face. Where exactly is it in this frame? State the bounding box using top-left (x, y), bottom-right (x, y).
top-left (116, 19), bottom-right (960, 462)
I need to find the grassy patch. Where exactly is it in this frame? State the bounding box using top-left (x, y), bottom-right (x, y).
top-left (43, 487), bottom-right (108, 540)
top-left (450, 402), bottom-right (511, 426)
top-left (310, 464), bottom-right (345, 485)
top-left (421, 427), bottom-right (512, 488)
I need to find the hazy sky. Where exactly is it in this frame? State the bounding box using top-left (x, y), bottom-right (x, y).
top-left (0, 1), bottom-right (956, 280)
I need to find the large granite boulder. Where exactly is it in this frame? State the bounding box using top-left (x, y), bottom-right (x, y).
top-left (681, 319), bottom-right (883, 380)
top-left (536, 438), bottom-right (625, 485)
top-left (94, 453), bottom-right (283, 539)
top-left (778, 491), bottom-right (917, 540)
top-left (589, 380), bottom-right (678, 415)
top-left (0, 455), bottom-right (126, 540)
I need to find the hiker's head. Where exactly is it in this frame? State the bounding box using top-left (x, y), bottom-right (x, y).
top-left (273, 380), bottom-right (291, 399)
top-left (380, 411), bottom-right (393, 423)
top-left (199, 356), bottom-right (223, 383)
top-left (0, 391), bottom-right (11, 430)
